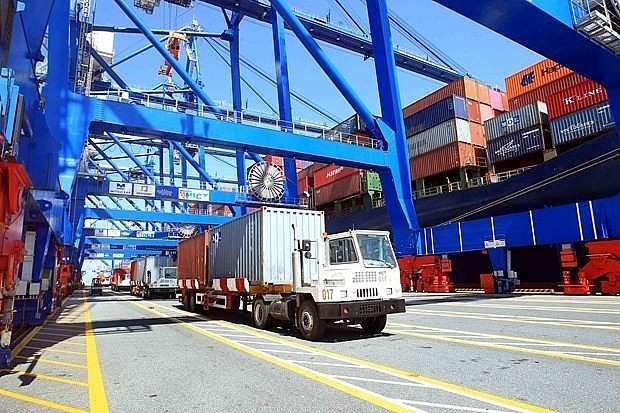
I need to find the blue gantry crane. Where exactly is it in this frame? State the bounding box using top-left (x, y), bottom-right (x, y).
top-left (2, 0), bottom-right (620, 366)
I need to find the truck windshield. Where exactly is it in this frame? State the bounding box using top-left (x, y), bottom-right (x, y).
top-left (356, 233), bottom-right (397, 268)
top-left (328, 237), bottom-right (358, 264)
top-left (163, 268), bottom-right (177, 279)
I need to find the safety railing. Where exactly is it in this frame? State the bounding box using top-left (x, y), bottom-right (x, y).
top-left (90, 89), bottom-right (382, 149)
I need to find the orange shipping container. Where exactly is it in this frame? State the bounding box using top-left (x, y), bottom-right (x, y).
top-left (313, 165), bottom-right (359, 188)
top-left (508, 72), bottom-right (588, 110)
top-left (469, 122), bottom-right (486, 147)
top-left (177, 232), bottom-right (209, 285)
top-left (403, 78), bottom-right (491, 118)
top-left (314, 173), bottom-right (362, 206)
top-left (466, 100), bottom-right (481, 124)
top-left (410, 142), bottom-right (480, 180)
top-left (505, 58), bottom-right (574, 99)
top-left (263, 155), bottom-right (304, 170)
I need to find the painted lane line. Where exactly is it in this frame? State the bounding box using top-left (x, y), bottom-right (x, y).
top-left (23, 345), bottom-right (87, 356)
top-left (479, 343), bottom-right (567, 347)
top-left (388, 322), bottom-right (620, 353)
top-left (0, 369), bottom-right (88, 387)
top-left (288, 360), bottom-right (370, 369)
top-left (234, 340), bottom-right (290, 346)
top-left (128, 295), bottom-right (557, 413)
top-left (137, 298), bottom-right (554, 413)
top-left (329, 375), bottom-right (431, 387)
top-left (553, 352), bottom-right (620, 356)
top-left (409, 309), bottom-right (620, 325)
top-left (438, 302), bottom-right (620, 315)
top-left (83, 293), bottom-right (109, 413)
top-left (0, 388), bottom-right (88, 413)
top-left (35, 332), bottom-right (87, 340)
top-left (394, 399), bottom-right (512, 413)
top-left (406, 309), bottom-right (620, 331)
top-left (384, 329), bottom-right (620, 368)
top-left (212, 333), bottom-right (258, 338)
top-left (13, 355), bottom-right (88, 369)
top-left (122, 300), bottom-right (417, 413)
top-left (254, 349), bottom-right (312, 355)
top-left (30, 338), bottom-right (87, 347)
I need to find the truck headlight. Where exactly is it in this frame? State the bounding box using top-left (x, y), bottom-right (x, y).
top-left (340, 290), bottom-right (347, 298)
top-left (386, 288), bottom-right (392, 295)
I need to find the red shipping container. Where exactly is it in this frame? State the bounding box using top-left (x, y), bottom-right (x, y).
top-left (313, 165), bottom-right (359, 188)
top-left (506, 58), bottom-right (573, 99)
top-left (469, 122), bottom-right (486, 147)
top-left (298, 177), bottom-right (312, 194)
top-left (403, 78), bottom-right (487, 117)
top-left (476, 82), bottom-right (492, 106)
top-left (177, 232), bottom-right (209, 284)
top-left (545, 80), bottom-right (607, 119)
top-left (314, 173), bottom-right (362, 206)
top-left (480, 104), bottom-right (495, 123)
top-left (263, 155), bottom-right (304, 170)
top-left (508, 72), bottom-right (588, 110)
top-left (466, 100), bottom-right (481, 124)
top-left (410, 142), bottom-right (478, 179)
top-left (297, 162), bottom-right (326, 180)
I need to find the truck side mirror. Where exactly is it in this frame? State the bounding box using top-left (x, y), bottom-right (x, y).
top-left (301, 240), bottom-right (312, 251)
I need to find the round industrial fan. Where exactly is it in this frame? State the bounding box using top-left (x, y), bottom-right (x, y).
top-left (177, 224), bottom-right (199, 238)
top-left (247, 162), bottom-right (285, 201)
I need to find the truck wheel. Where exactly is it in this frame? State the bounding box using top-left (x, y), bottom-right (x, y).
top-left (360, 315), bottom-right (387, 334)
top-left (143, 289), bottom-right (150, 300)
top-left (189, 293), bottom-right (198, 312)
top-left (297, 300), bottom-right (325, 341)
top-left (252, 297), bottom-right (273, 329)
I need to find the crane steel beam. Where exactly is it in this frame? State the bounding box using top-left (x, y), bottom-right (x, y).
top-left (83, 208), bottom-right (231, 225)
top-left (85, 237), bottom-right (179, 248)
top-left (84, 249), bottom-right (171, 258)
top-left (87, 41), bottom-right (132, 91)
top-left (200, 0), bottom-right (462, 82)
top-left (89, 99), bottom-right (386, 168)
top-left (91, 26), bottom-right (224, 37)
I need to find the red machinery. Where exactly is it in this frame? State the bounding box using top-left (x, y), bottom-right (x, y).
top-left (0, 161), bottom-right (31, 365)
top-left (158, 32), bottom-right (187, 77)
top-left (560, 241), bottom-right (620, 295)
top-left (398, 255), bottom-right (455, 293)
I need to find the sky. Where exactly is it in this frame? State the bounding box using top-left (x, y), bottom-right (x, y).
top-left (95, 0), bottom-right (544, 123)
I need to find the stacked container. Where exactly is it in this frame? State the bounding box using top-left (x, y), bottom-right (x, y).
top-left (402, 77), bottom-right (507, 182)
top-left (483, 101), bottom-right (550, 168)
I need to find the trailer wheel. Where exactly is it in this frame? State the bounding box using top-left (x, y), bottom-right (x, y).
top-left (360, 315), bottom-right (387, 334)
top-left (182, 292), bottom-right (190, 311)
top-left (297, 300), bottom-right (325, 341)
top-left (252, 297), bottom-right (273, 329)
top-left (143, 289), bottom-right (150, 300)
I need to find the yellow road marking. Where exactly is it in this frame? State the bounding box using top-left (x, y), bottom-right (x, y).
top-left (0, 369), bottom-right (88, 387)
top-left (36, 332), bottom-right (86, 339)
top-left (407, 309), bottom-right (620, 331)
top-left (0, 388), bottom-right (87, 413)
top-left (83, 292), bottom-right (109, 413)
top-left (439, 302), bottom-right (620, 315)
top-left (30, 338), bottom-right (87, 347)
top-left (11, 325), bottom-right (45, 358)
top-left (127, 295), bottom-right (554, 413)
top-left (123, 300), bottom-right (415, 412)
top-left (24, 346), bottom-right (87, 356)
top-left (388, 323), bottom-right (620, 353)
top-left (14, 355), bottom-right (87, 370)
top-left (383, 327), bottom-right (620, 368)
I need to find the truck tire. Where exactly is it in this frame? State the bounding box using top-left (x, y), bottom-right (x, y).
top-left (143, 289), bottom-right (150, 300)
top-left (252, 297), bottom-right (273, 329)
top-left (182, 292), bottom-right (190, 311)
top-left (188, 293), bottom-right (197, 312)
top-left (297, 300), bottom-right (325, 341)
top-left (360, 315), bottom-right (387, 334)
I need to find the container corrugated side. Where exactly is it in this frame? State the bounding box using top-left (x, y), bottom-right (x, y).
top-left (508, 72), bottom-right (588, 110)
top-left (545, 80), bottom-right (607, 120)
top-left (466, 99), bottom-right (481, 124)
top-left (484, 101), bottom-right (548, 141)
top-left (469, 122), bottom-right (485, 147)
top-left (177, 232), bottom-right (209, 285)
top-left (487, 127), bottom-right (545, 164)
top-left (551, 102), bottom-right (615, 146)
top-left (208, 207), bottom-right (324, 285)
top-left (313, 165), bottom-right (359, 188)
top-left (314, 173), bottom-right (362, 206)
top-left (506, 59), bottom-right (573, 99)
top-left (410, 142), bottom-right (477, 179)
top-left (480, 104), bottom-right (494, 123)
top-left (489, 89), bottom-right (508, 111)
top-left (407, 118), bottom-right (472, 157)
top-left (130, 260), bottom-right (142, 281)
top-left (404, 95), bottom-right (467, 136)
top-left (403, 77), bottom-right (486, 117)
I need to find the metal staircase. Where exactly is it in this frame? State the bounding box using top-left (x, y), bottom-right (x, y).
top-left (74, 0), bottom-right (95, 94)
top-left (571, 0), bottom-right (620, 54)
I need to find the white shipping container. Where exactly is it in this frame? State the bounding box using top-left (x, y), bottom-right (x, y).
top-left (484, 101), bottom-right (549, 141)
top-left (209, 207), bottom-right (325, 285)
top-left (407, 118), bottom-right (471, 157)
top-left (139, 256), bottom-right (175, 284)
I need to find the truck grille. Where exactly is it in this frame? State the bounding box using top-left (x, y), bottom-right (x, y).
top-left (358, 302), bottom-right (383, 315)
top-left (357, 288), bottom-right (378, 298)
top-left (353, 271), bottom-right (377, 283)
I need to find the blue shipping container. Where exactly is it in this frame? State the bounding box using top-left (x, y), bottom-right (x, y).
top-left (487, 127), bottom-right (545, 164)
top-left (550, 102), bottom-right (615, 146)
top-left (404, 95), bottom-right (468, 137)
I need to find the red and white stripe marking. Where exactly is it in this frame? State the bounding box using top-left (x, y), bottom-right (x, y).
top-left (178, 279), bottom-right (200, 289)
top-left (213, 278), bottom-right (249, 293)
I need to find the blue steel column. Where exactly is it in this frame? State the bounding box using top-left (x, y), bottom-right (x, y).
top-left (269, 0), bottom-right (381, 141)
top-left (229, 12), bottom-right (249, 215)
top-left (365, 0), bottom-right (420, 255)
top-left (31, 226), bottom-right (52, 283)
top-left (271, 7), bottom-right (298, 200)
